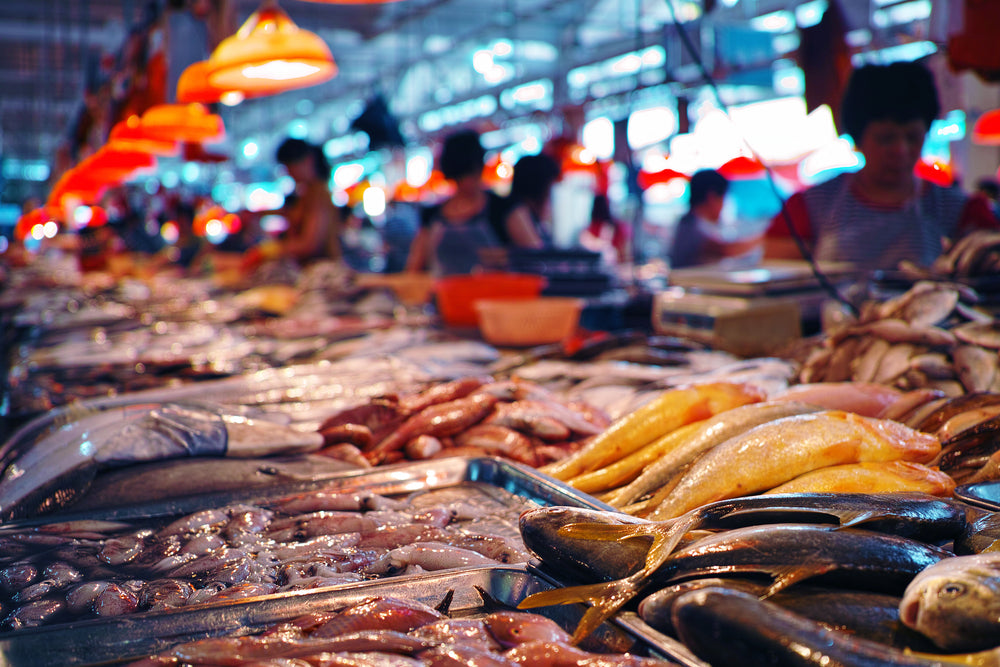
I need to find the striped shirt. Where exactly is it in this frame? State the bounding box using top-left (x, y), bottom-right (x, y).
top-left (768, 173), bottom-right (969, 272)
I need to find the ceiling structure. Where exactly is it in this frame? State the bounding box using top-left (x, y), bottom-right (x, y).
top-left (0, 0), bottom-right (945, 203)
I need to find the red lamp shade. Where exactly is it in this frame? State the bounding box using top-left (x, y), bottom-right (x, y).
top-left (206, 3), bottom-right (337, 95)
top-left (973, 109), bottom-right (1000, 145)
top-left (717, 156), bottom-right (766, 180)
top-left (914, 158), bottom-right (954, 187)
top-left (637, 168), bottom-right (689, 190)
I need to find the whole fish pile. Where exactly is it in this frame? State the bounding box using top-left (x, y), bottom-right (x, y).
top-left (315, 376), bottom-right (612, 467)
top-left (122, 594), bottom-right (667, 666)
top-left (0, 482), bottom-right (536, 631)
top-left (901, 230), bottom-right (1000, 283)
top-left (799, 280), bottom-right (1000, 396)
top-left (544, 382), bottom-right (954, 516)
top-left (516, 492), bottom-right (1000, 665)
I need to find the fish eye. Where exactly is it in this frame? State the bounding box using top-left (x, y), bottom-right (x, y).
top-left (940, 583), bottom-right (966, 598)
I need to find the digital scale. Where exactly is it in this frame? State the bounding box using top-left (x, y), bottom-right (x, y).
top-left (652, 261), bottom-right (861, 356)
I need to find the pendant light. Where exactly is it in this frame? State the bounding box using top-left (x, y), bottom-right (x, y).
top-left (637, 168), bottom-right (689, 190)
top-left (140, 103), bottom-right (225, 143)
top-left (973, 109), bottom-right (1000, 145)
top-left (177, 60), bottom-right (250, 106)
top-left (718, 155), bottom-right (766, 180)
top-left (108, 116), bottom-right (180, 156)
top-left (206, 0), bottom-right (336, 95)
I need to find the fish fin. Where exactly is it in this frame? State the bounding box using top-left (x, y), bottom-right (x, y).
top-left (519, 574), bottom-right (645, 645)
top-left (557, 523), bottom-right (654, 543)
top-left (642, 515), bottom-right (698, 571)
top-left (761, 564), bottom-right (834, 598)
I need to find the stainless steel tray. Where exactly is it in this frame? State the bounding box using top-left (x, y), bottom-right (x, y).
top-left (0, 566), bottom-right (683, 666)
top-left (5, 455), bottom-right (616, 528)
top-left (954, 481), bottom-right (1000, 511)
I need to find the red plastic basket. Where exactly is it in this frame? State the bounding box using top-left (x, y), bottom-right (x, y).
top-left (434, 273), bottom-right (546, 327)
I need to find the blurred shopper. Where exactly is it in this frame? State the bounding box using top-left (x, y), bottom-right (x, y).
top-left (579, 194), bottom-right (630, 264)
top-left (405, 129), bottom-right (506, 275)
top-left (765, 60), bottom-right (998, 272)
top-left (504, 152), bottom-right (561, 249)
top-left (269, 137), bottom-right (343, 265)
top-left (668, 169), bottom-right (760, 268)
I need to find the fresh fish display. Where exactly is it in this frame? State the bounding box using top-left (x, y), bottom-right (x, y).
top-left (316, 376), bottom-right (611, 467)
top-left (955, 511), bottom-right (1000, 555)
top-left (0, 402), bottom-right (325, 521)
top-left (120, 595), bottom-right (667, 666)
top-left (519, 493), bottom-right (964, 643)
top-left (900, 553), bottom-right (1000, 652)
top-left (638, 578), bottom-right (938, 651)
top-left (670, 587), bottom-right (1000, 667)
top-left (644, 410), bottom-right (941, 521)
top-left (763, 461), bottom-right (956, 497)
top-left (0, 482), bottom-right (538, 631)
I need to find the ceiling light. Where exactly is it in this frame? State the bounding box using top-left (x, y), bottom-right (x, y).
top-left (108, 116), bottom-right (180, 156)
top-left (140, 103), bottom-right (226, 143)
top-left (207, 1), bottom-right (336, 95)
top-left (177, 60), bottom-right (248, 106)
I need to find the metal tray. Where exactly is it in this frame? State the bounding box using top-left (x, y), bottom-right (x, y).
top-left (0, 566), bottom-right (685, 666)
top-left (954, 481), bottom-right (1000, 511)
top-left (5, 455), bottom-right (616, 528)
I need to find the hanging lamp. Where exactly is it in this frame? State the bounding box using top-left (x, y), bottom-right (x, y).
top-left (177, 60), bottom-right (249, 106)
top-left (206, 0), bottom-right (336, 95)
top-left (718, 155), bottom-right (766, 180)
top-left (82, 147), bottom-right (158, 176)
top-left (108, 116), bottom-right (180, 156)
top-left (914, 157), bottom-right (954, 187)
top-left (637, 168), bottom-right (689, 190)
top-left (973, 109), bottom-right (1000, 145)
top-left (140, 103), bottom-right (225, 143)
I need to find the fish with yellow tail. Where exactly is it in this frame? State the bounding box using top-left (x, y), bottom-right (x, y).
top-left (645, 409), bottom-right (941, 521)
top-left (673, 587), bottom-right (1000, 667)
top-left (519, 493), bottom-right (965, 643)
top-left (540, 382), bottom-right (765, 482)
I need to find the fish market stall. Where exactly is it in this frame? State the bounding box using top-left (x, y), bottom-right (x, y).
top-left (7, 258), bottom-right (1000, 665)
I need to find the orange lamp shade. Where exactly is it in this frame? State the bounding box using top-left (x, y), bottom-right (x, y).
top-left (973, 109), bottom-right (1000, 145)
top-left (47, 171), bottom-right (109, 209)
top-left (140, 103), bottom-right (225, 143)
top-left (108, 116), bottom-right (179, 156)
top-left (177, 60), bottom-right (249, 106)
top-left (207, 4), bottom-right (337, 95)
top-left (83, 148), bottom-right (158, 176)
top-left (637, 168), bottom-right (689, 190)
top-left (718, 156), bottom-right (766, 180)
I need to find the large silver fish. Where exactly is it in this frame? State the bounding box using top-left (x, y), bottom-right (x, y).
top-left (900, 553), bottom-right (1000, 652)
top-left (0, 402), bottom-right (324, 521)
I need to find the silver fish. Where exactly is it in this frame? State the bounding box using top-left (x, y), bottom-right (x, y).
top-left (899, 553), bottom-right (1000, 652)
top-left (0, 401), bottom-right (323, 521)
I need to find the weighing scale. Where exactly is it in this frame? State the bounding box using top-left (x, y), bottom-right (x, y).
top-left (652, 261), bottom-right (862, 356)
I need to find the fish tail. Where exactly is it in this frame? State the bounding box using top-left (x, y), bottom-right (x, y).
top-left (517, 574), bottom-right (644, 645)
top-left (643, 514), bottom-right (698, 571)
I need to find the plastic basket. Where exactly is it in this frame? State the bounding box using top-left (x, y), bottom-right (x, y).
top-left (355, 273), bottom-right (435, 306)
top-left (475, 297), bottom-right (584, 346)
top-left (434, 273), bottom-right (546, 327)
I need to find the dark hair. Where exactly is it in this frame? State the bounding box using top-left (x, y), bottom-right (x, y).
top-left (510, 153), bottom-right (561, 206)
top-left (977, 178), bottom-right (1000, 200)
top-left (276, 138), bottom-right (331, 181)
top-left (438, 129), bottom-right (485, 181)
top-left (688, 169), bottom-right (729, 207)
top-left (840, 61), bottom-right (940, 144)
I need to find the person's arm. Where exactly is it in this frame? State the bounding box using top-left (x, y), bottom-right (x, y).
top-left (763, 192), bottom-right (813, 260)
top-left (505, 205), bottom-right (545, 249)
top-left (280, 185), bottom-right (334, 262)
top-left (405, 227), bottom-right (431, 272)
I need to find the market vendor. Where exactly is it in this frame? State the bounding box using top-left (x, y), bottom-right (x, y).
top-left (405, 129), bottom-right (507, 275)
top-left (764, 59), bottom-right (999, 272)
